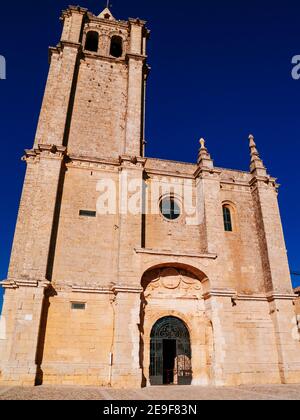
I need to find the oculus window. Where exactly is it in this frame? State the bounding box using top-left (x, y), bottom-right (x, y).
top-left (160, 196), bottom-right (181, 221)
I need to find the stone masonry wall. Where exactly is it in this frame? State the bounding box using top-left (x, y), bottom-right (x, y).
top-left (220, 186), bottom-right (265, 294)
top-left (67, 58), bottom-right (128, 159)
top-left (51, 164), bottom-right (120, 286)
top-left (41, 291), bottom-right (114, 386)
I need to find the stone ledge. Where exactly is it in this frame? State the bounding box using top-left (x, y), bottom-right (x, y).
top-left (236, 294), bottom-right (268, 302)
top-left (126, 53), bottom-right (147, 62)
top-left (145, 168), bottom-right (195, 179)
top-left (203, 290), bottom-right (298, 302)
top-left (71, 285), bottom-right (142, 295)
top-left (0, 279), bottom-right (50, 289)
top-left (135, 248), bottom-right (218, 260)
top-left (267, 292), bottom-right (298, 302)
top-left (72, 286), bottom-right (113, 295)
top-left (203, 288), bottom-right (237, 300)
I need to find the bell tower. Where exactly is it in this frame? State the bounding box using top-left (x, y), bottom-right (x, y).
top-left (34, 5), bottom-right (150, 159)
top-left (0, 5), bottom-right (150, 387)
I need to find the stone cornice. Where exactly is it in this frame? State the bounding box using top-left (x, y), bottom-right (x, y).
top-left (24, 151), bottom-right (146, 170)
top-left (72, 285), bottom-right (113, 295)
top-left (1, 280), bottom-right (143, 296)
top-left (87, 13), bottom-right (129, 28)
top-left (1, 279), bottom-right (18, 289)
top-left (135, 248), bottom-right (218, 260)
top-left (203, 288), bottom-right (237, 300)
top-left (129, 18), bottom-right (147, 26)
top-left (61, 7), bottom-right (88, 22)
top-left (119, 155), bottom-right (147, 169)
top-left (23, 145), bottom-right (67, 162)
top-left (59, 41), bottom-right (82, 50)
top-left (194, 167), bottom-right (222, 179)
top-left (3, 279), bottom-right (297, 303)
top-left (249, 175), bottom-right (278, 188)
top-left (236, 294), bottom-right (268, 302)
top-left (267, 292), bottom-right (298, 302)
top-left (113, 286), bottom-right (143, 294)
top-left (203, 289), bottom-right (298, 302)
top-left (145, 168), bottom-right (194, 180)
top-left (1, 279), bottom-right (50, 289)
top-left (82, 52), bottom-right (127, 65)
top-left (67, 154), bottom-right (120, 169)
top-left (64, 5), bottom-right (88, 16)
top-left (38, 144), bottom-right (67, 154)
top-left (126, 53), bottom-right (147, 63)
top-left (69, 284), bottom-right (143, 295)
top-left (220, 179), bottom-right (251, 188)
top-left (144, 169), bottom-right (256, 187)
top-left (49, 42), bottom-right (82, 63)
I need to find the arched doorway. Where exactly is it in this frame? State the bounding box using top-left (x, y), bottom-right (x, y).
top-left (150, 316), bottom-right (192, 386)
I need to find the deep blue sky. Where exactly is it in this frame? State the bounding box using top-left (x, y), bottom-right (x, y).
top-left (0, 0), bottom-right (300, 311)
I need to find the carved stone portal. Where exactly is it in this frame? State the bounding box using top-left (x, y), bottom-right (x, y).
top-left (142, 267), bottom-right (203, 299)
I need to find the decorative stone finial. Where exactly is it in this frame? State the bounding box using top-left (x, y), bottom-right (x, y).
top-left (197, 137), bottom-right (213, 169)
top-left (249, 134), bottom-right (259, 158)
top-left (249, 134), bottom-right (257, 149)
top-left (248, 134), bottom-right (267, 176)
top-left (200, 138), bottom-right (206, 149)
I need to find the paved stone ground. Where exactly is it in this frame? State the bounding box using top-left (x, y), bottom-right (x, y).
top-left (0, 384), bottom-right (300, 400)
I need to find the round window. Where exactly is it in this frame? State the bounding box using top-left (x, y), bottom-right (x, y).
top-left (160, 196), bottom-right (181, 221)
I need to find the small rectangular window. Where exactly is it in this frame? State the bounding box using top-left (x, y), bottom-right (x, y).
top-left (79, 210), bottom-right (96, 218)
top-left (71, 302), bottom-right (86, 310)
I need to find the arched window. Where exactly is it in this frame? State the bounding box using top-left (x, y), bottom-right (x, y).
top-left (223, 205), bottom-right (233, 232)
top-left (110, 36), bottom-right (123, 58)
top-left (85, 31), bottom-right (99, 52)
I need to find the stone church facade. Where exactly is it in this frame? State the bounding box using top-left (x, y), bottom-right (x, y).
top-left (1, 5), bottom-right (300, 388)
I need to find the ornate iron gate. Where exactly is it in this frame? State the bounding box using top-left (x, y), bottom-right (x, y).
top-left (150, 316), bottom-right (192, 386)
